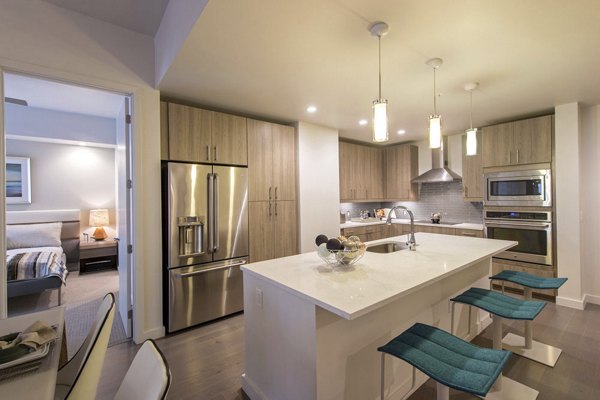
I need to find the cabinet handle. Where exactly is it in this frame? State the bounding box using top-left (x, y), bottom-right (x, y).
top-left (509, 151), bottom-right (512, 164)
top-left (269, 187), bottom-right (272, 200)
top-left (206, 145), bottom-right (210, 161)
top-left (516, 149), bottom-right (519, 164)
top-left (465, 186), bottom-right (469, 197)
top-left (214, 146), bottom-right (218, 161)
top-left (462, 232), bottom-right (477, 237)
top-left (269, 202), bottom-right (272, 217)
top-left (275, 202), bottom-right (278, 216)
top-left (275, 187), bottom-right (278, 200)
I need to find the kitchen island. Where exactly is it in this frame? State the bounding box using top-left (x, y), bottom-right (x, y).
top-left (241, 233), bottom-right (516, 400)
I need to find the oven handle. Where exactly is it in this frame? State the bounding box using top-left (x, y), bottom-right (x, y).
top-left (484, 221), bottom-right (550, 229)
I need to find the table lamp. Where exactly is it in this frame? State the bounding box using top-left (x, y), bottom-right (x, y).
top-left (89, 209), bottom-right (109, 241)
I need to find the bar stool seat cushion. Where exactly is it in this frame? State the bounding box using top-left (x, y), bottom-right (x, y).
top-left (378, 323), bottom-right (511, 397)
top-left (490, 270), bottom-right (567, 290)
top-left (451, 287), bottom-right (545, 320)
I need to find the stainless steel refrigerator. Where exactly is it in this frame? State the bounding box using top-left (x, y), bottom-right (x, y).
top-left (163, 162), bottom-right (248, 332)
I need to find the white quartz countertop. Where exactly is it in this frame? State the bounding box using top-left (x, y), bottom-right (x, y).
top-left (242, 233), bottom-right (515, 320)
top-left (340, 219), bottom-right (484, 230)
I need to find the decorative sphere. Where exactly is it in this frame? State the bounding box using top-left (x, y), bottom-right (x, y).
top-left (315, 234), bottom-right (329, 246)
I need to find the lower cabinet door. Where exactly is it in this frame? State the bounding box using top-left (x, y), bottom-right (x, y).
top-left (274, 201), bottom-right (298, 259)
top-left (249, 201), bottom-right (274, 263)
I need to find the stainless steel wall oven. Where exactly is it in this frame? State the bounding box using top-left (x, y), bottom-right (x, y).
top-left (484, 209), bottom-right (552, 265)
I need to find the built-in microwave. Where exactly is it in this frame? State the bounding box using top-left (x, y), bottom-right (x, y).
top-left (483, 169), bottom-right (551, 207)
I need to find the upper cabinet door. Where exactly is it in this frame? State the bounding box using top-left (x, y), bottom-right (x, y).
top-left (482, 123), bottom-right (513, 167)
top-left (160, 102), bottom-right (169, 160)
top-left (211, 112), bottom-right (248, 166)
top-left (168, 103), bottom-right (212, 163)
top-left (272, 124), bottom-right (296, 201)
top-left (384, 144), bottom-right (418, 200)
top-left (248, 119), bottom-right (274, 202)
top-left (513, 115), bottom-right (552, 165)
top-left (461, 132), bottom-right (483, 201)
top-left (368, 147), bottom-right (384, 200)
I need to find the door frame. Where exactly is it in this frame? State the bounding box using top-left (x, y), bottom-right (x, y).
top-left (0, 67), bottom-right (139, 338)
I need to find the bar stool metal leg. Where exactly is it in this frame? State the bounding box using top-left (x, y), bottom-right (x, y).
top-left (502, 287), bottom-right (562, 367)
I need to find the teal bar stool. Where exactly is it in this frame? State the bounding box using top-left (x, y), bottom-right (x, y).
top-left (451, 287), bottom-right (544, 399)
top-left (490, 270), bottom-right (567, 367)
top-left (378, 323), bottom-right (511, 400)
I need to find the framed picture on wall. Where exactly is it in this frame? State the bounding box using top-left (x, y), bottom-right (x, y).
top-left (6, 157), bottom-right (32, 204)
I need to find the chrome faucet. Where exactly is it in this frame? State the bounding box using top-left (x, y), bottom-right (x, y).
top-left (386, 205), bottom-right (417, 250)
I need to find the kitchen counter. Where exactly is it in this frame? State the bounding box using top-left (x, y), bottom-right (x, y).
top-left (241, 234), bottom-right (515, 400)
top-left (340, 218), bottom-right (484, 231)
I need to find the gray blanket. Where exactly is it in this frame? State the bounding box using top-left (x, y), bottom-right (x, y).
top-left (6, 251), bottom-right (68, 284)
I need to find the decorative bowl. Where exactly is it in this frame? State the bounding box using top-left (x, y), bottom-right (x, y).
top-left (316, 244), bottom-right (367, 267)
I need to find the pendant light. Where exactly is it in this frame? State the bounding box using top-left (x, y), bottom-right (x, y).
top-left (426, 58), bottom-right (443, 148)
top-left (369, 22), bottom-right (389, 143)
top-left (464, 82), bottom-right (479, 156)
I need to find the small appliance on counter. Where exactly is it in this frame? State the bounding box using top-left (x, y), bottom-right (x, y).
top-left (431, 212), bottom-right (442, 224)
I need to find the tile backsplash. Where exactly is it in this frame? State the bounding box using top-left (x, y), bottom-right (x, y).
top-left (340, 182), bottom-right (483, 223)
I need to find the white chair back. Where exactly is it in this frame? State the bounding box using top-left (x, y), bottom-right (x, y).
top-left (114, 339), bottom-right (172, 400)
top-left (55, 293), bottom-right (115, 400)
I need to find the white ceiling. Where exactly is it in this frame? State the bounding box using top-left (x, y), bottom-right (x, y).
top-left (4, 73), bottom-right (126, 119)
top-left (44, 0), bottom-right (170, 36)
top-left (158, 0), bottom-right (600, 144)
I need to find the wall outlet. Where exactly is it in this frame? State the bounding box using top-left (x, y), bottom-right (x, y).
top-left (256, 288), bottom-right (263, 308)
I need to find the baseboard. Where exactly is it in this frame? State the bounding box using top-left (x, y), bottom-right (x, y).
top-left (242, 373), bottom-right (269, 400)
top-left (556, 295), bottom-right (585, 310)
top-left (584, 294), bottom-right (600, 306)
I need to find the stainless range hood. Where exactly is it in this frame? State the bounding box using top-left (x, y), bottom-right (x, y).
top-left (412, 135), bottom-right (461, 183)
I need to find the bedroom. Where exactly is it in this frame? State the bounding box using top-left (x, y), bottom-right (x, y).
top-left (3, 72), bottom-right (133, 355)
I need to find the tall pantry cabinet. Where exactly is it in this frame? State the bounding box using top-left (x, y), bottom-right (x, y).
top-left (248, 119), bottom-right (298, 263)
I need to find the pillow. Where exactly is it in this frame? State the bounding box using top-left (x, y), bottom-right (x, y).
top-left (7, 222), bottom-right (63, 250)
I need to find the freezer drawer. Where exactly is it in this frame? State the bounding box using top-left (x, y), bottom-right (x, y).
top-left (168, 258), bottom-right (245, 332)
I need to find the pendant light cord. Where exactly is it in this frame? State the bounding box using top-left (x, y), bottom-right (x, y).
top-left (378, 36), bottom-right (382, 99)
top-left (433, 67), bottom-right (437, 115)
top-left (469, 90), bottom-right (473, 129)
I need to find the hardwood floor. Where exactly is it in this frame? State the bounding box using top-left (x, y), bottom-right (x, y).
top-left (98, 303), bottom-right (600, 399)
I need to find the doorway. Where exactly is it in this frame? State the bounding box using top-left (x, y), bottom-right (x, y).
top-left (1, 71), bottom-right (134, 353)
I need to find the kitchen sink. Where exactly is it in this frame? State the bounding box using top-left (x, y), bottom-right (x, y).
top-left (366, 241), bottom-right (409, 254)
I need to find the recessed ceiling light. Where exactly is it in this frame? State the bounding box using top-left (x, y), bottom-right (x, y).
top-left (359, 119), bottom-right (368, 126)
top-left (397, 129), bottom-right (406, 135)
top-left (306, 105), bottom-right (317, 113)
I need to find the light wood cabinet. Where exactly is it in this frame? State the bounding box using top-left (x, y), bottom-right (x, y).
top-left (414, 225), bottom-right (456, 235)
top-left (338, 142), bottom-right (384, 201)
top-left (168, 103), bottom-right (212, 163)
top-left (160, 101), bottom-right (169, 160)
top-left (165, 103), bottom-right (248, 165)
top-left (249, 201), bottom-right (298, 263)
top-left (384, 144), bottom-right (419, 201)
top-left (248, 120), bottom-right (296, 202)
top-left (455, 228), bottom-right (484, 238)
top-left (211, 112), bottom-right (248, 166)
top-left (482, 115), bottom-right (552, 167)
top-left (462, 132), bottom-right (483, 201)
top-left (492, 259), bottom-right (555, 298)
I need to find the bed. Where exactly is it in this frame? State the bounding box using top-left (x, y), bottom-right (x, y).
top-left (6, 210), bottom-right (80, 306)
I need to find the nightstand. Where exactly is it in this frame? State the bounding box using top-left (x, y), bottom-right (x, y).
top-left (80, 240), bottom-right (118, 273)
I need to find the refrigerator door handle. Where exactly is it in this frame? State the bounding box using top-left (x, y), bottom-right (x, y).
top-left (214, 173), bottom-right (220, 252)
top-left (208, 173), bottom-right (215, 253)
top-left (175, 260), bottom-right (247, 278)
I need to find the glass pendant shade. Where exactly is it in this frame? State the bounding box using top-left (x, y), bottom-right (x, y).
top-left (466, 127), bottom-right (478, 156)
top-left (372, 99), bottom-right (388, 142)
top-left (429, 115), bottom-right (442, 148)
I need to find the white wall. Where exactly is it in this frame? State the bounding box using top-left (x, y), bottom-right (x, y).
top-left (0, 1), bottom-right (162, 342)
top-left (579, 104), bottom-right (600, 303)
top-left (554, 103), bottom-right (584, 308)
top-left (6, 139), bottom-right (117, 238)
top-left (297, 122), bottom-right (340, 253)
top-left (5, 103), bottom-right (116, 144)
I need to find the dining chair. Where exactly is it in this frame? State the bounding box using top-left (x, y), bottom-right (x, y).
top-left (114, 339), bottom-right (172, 400)
top-left (54, 293), bottom-right (115, 400)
